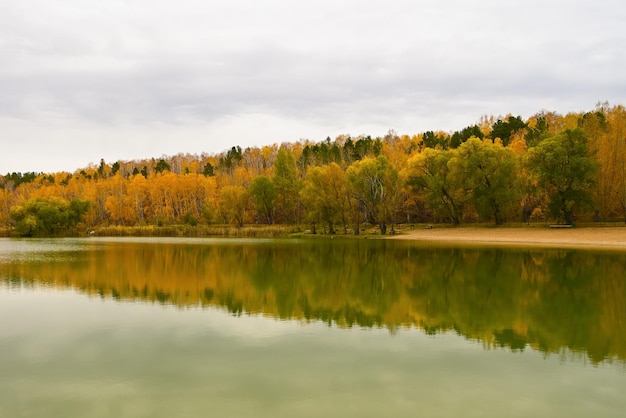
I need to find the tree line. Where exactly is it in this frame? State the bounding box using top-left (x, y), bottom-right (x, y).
top-left (1, 102), bottom-right (625, 236)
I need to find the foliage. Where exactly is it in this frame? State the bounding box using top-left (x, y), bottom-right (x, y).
top-left (450, 125), bottom-right (484, 148)
top-left (9, 198), bottom-right (90, 237)
top-left (451, 138), bottom-right (519, 224)
top-left (218, 146), bottom-right (243, 174)
top-left (273, 147), bottom-right (301, 223)
top-left (155, 159), bottom-right (171, 173)
top-left (421, 131), bottom-right (450, 149)
top-left (525, 129), bottom-right (598, 224)
top-left (202, 162), bottom-right (215, 177)
top-left (405, 148), bottom-right (464, 224)
top-left (300, 163), bottom-right (349, 234)
top-left (249, 175), bottom-right (277, 224)
top-left (491, 115), bottom-right (527, 146)
top-left (218, 185), bottom-right (249, 227)
top-left (0, 172), bottom-right (40, 188)
top-left (1, 103), bottom-right (626, 233)
top-left (346, 156), bottom-right (399, 234)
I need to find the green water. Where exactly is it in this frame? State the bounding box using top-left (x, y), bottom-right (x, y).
top-left (1, 237), bottom-right (625, 417)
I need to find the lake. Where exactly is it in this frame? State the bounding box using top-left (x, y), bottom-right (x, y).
top-left (1, 237), bottom-right (625, 417)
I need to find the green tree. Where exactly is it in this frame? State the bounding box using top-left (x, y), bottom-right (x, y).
top-left (155, 159), bottom-right (171, 174)
top-left (491, 115), bottom-right (527, 146)
top-left (450, 125), bottom-right (484, 148)
top-left (218, 146), bottom-right (243, 175)
top-left (202, 162), bottom-right (215, 177)
top-left (273, 147), bottom-right (301, 223)
top-left (406, 148), bottom-right (464, 224)
top-left (450, 138), bottom-right (519, 225)
top-left (249, 175), bottom-right (277, 224)
top-left (421, 131), bottom-right (449, 149)
top-left (111, 161), bottom-right (121, 176)
top-left (525, 129), bottom-right (598, 224)
top-left (10, 197), bottom-right (91, 237)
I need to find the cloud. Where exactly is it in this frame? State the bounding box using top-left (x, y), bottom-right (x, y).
top-left (1, 0), bottom-right (625, 173)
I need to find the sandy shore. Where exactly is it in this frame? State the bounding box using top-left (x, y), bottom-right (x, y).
top-left (390, 225), bottom-right (626, 250)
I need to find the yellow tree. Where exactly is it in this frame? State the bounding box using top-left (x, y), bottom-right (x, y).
top-left (0, 186), bottom-right (15, 227)
top-left (218, 185), bottom-right (249, 227)
top-left (382, 131), bottom-right (415, 171)
top-left (149, 172), bottom-right (177, 223)
top-left (171, 173), bottom-right (208, 224)
top-left (125, 174), bottom-right (151, 224)
top-left (405, 148), bottom-right (464, 224)
top-left (104, 174), bottom-right (127, 225)
top-left (593, 104), bottom-right (626, 221)
top-left (346, 156), bottom-right (399, 234)
top-left (82, 177), bottom-right (109, 226)
top-left (508, 130), bottom-right (528, 155)
top-left (200, 175), bottom-right (219, 224)
top-left (300, 163), bottom-right (350, 234)
top-left (261, 145), bottom-right (278, 175)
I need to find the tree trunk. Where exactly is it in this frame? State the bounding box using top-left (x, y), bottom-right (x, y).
top-left (493, 204), bottom-right (503, 225)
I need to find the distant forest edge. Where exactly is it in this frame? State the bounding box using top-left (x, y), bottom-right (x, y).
top-left (2, 102), bottom-right (626, 236)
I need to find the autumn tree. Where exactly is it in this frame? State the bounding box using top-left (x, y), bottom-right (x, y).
top-left (300, 163), bottom-right (350, 234)
top-left (4, 102), bottom-right (626, 232)
top-left (126, 173), bottom-right (151, 224)
top-left (583, 104), bottom-right (626, 222)
top-left (249, 175), bottom-right (277, 224)
top-left (525, 129), bottom-right (598, 224)
top-left (218, 146), bottom-right (243, 175)
top-left (218, 185), bottom-right (249, 227)
top-left (0, 186), bottom-right (16, 227)
top-left (406, 148), bottom-right (464, 224)
top-left (450, 138), bottom-right (519, 225)
top-left (273, 147), bottom-right (301, 223)
top-left (346, 156), bottom-right (399, 234)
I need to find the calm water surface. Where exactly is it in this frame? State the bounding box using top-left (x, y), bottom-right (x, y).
top-left (1, 237), bottom-right (625, 417)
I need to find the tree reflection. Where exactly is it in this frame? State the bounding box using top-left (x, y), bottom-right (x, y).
top-left (1, 239), bottom-right (625, 364)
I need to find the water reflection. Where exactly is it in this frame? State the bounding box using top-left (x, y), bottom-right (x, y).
top-left (1, 237), bottom-right (625, 364)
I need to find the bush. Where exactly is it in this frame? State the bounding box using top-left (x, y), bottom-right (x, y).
top-left (9, 198), bottom-right (90, 237)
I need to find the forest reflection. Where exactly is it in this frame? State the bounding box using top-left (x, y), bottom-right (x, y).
top-left (2, 238), bottom-right (625, 364)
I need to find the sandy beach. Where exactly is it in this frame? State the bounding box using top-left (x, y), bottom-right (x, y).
top-left (391, 225), bottom-right (626, 250)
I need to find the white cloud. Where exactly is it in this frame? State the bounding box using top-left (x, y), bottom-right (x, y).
top-left (1, 0), bottom-right (625, 173)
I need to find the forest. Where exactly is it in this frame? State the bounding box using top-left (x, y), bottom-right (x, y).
top-left (1, 102), bottom-right (625, 236)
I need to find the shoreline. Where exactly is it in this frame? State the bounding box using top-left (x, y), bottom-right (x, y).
top-left (2, 224), bottom-right (626, 250)
top-left (390, 225), bottom-right (626, 250)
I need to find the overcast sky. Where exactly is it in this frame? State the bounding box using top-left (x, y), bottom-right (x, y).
top-left (2, 0), bottom-right (625, 173)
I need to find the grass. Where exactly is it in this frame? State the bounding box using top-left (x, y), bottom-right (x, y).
top-left (2, 221), bottom-right (624, 239)
top-left (90, 224), bottom-right (301, 238)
